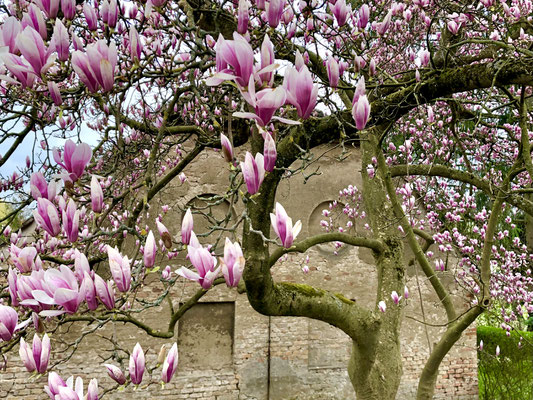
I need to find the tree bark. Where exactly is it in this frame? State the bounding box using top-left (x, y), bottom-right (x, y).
top-left (347, 249), bottom-right (404, 399)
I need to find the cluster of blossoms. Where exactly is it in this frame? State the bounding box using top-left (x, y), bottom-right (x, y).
top-left (319, 185), bottom-right (365, 253)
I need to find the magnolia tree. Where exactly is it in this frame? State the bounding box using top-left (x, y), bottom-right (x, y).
top-left (1, 0), bottom-right (533, 398)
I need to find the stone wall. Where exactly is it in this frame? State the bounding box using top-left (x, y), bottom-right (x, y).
top-left (0, 145), bottom-right (478, 399)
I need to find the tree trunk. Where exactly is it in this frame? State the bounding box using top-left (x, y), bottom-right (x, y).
top-left (348, 329), bottom-right (402, 400)
top-left (342, 129), bottom-right (406, 399)
top-left (347, 234), bottom-right (405, 399)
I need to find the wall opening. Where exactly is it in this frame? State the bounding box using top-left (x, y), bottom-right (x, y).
top-left (177, 302), bottom-right (235, 371)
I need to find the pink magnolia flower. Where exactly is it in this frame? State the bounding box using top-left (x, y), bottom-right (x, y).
top-left (404, 285), bottom-right (409, 300)
top-left (22, 5), bottom-right (47, 40)
top-left (330, 0), bottom-right (350, 26)
top-left (71, 52), bottom-right (98, 93)
top-left (101, 0), bottom-right (119, 29)
top-left (263, 132), bottom-right (277, 172)
top-left (234, 83), bottom-right (291, 127)
top-left (87, 379), bottom-right (98, 400)
top-left (187, 245), bottom-right (218, 280)
top-left (94, 274), bottom-right (115, 310)
top-left (205, 34), bottom-right (216, 48)
top-left (376, 10), bottom-right (392, 35)
top-left (50, 19), bottom-right (69, 62)
top-left (447, 20), bottom-right (460, 35)
top-left (240, 152), bottom-right (265, 195)
top-left (161, 343), bottom-right (178, 383)
top-left (283, 7), bottom-right (294, 24)
top-left (107, 246), bottom-right (131, 292)
top-left (34, 0), bottom-right (60, 18)
top-left (73, 250), bottom-right (90, 282)
top-left (7, 268), bottom-right (18, 306)
top-left (378, 300), bottom-right (387, 313)
top-left (427, 105), bottom-right (434, 123)
top-left (129, 25), bottom-right (142, 62)
top-left (83, 2), bottom-right (98, 30)
top-left (144, 231), bottom-right (157, 268)
top-left (47, 375), bottom-right (87, 400)
top-left (391, 291), bottom-right (401, 305)
top-left (270, 202), bottom-right (302, 248)
top-left (19, 333), bottom-right (50, 374)
top-left (237, 0), bottom-right (249, 34)
top-left (181, 208), bottom-right (193, 245)
top-left (220, 133), bottom-right (234, 162)
top-left (294, 50), bottom-right (306, 71)
top-left (32, 266), bottom-right (86, 315)
top-left (220, 238), bottom-right (245, 288)
top-left (419, 50), bottom-right (430, 67)
top-left (15, 26), bottom-right (55, 77)
top-left (0, 305), bottom-right (18, 341)
top-left (156, 220), bottom-right (172, 249)
top-left (53, 140), bottom-right (92, 182)
top-left (1, 53), bottom-right (37, 88)
top-left (129, 343), bottom-right (145, 385)
top-left (33, 197), bottom-right (61, 237)
top-left (283, 66), bottom-right (318, 120)
top-left (104, 364), bottom-right (126, 385)
top-left (30, 313), bottom-right (43, 334)
top-left (91, 175), bottom-right (104, 213)
top-left (30, 172), bottom-right (56, 201)
top-left (354, 55), bottom-right (366, 72)
top-left (72, 41), bottom-right (117, 93)
top-left (352, 94), bottom-right (371, 130)
top-left (44, 372), bottom-right (66, 399)
top-left (10, 245), bottom-right (39, 273)
top-left (161, 265), bottom-right (172, 280)
top-left (61, 0), bottom-right (76, 20)
top-left (357, 4), bottom-right (370, 29)
top-left (85, 40), bottom-right (117, 92)
top-left (188, 231), bottom-right (201, 249)
top-left (177, 245), bottom-right (220, 289)
top-left (48, 81), bottom-right (62, 106)
top-left (207, 33), bottom-right (254, 88)
top-left (266, 0), bottom-right (285, 28)
top-left (259, 35), bottom-right (275, 86)
top-left (0, 17), bottom-right (22, 54)
top-left (327, 57), bottom-right (340, 89)
top-left (62, 199), bottom-right (80, 242)
top-left (369, 58), bottom-right (376, 76)
top-left (81, 272), bottom-right (99, 311)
